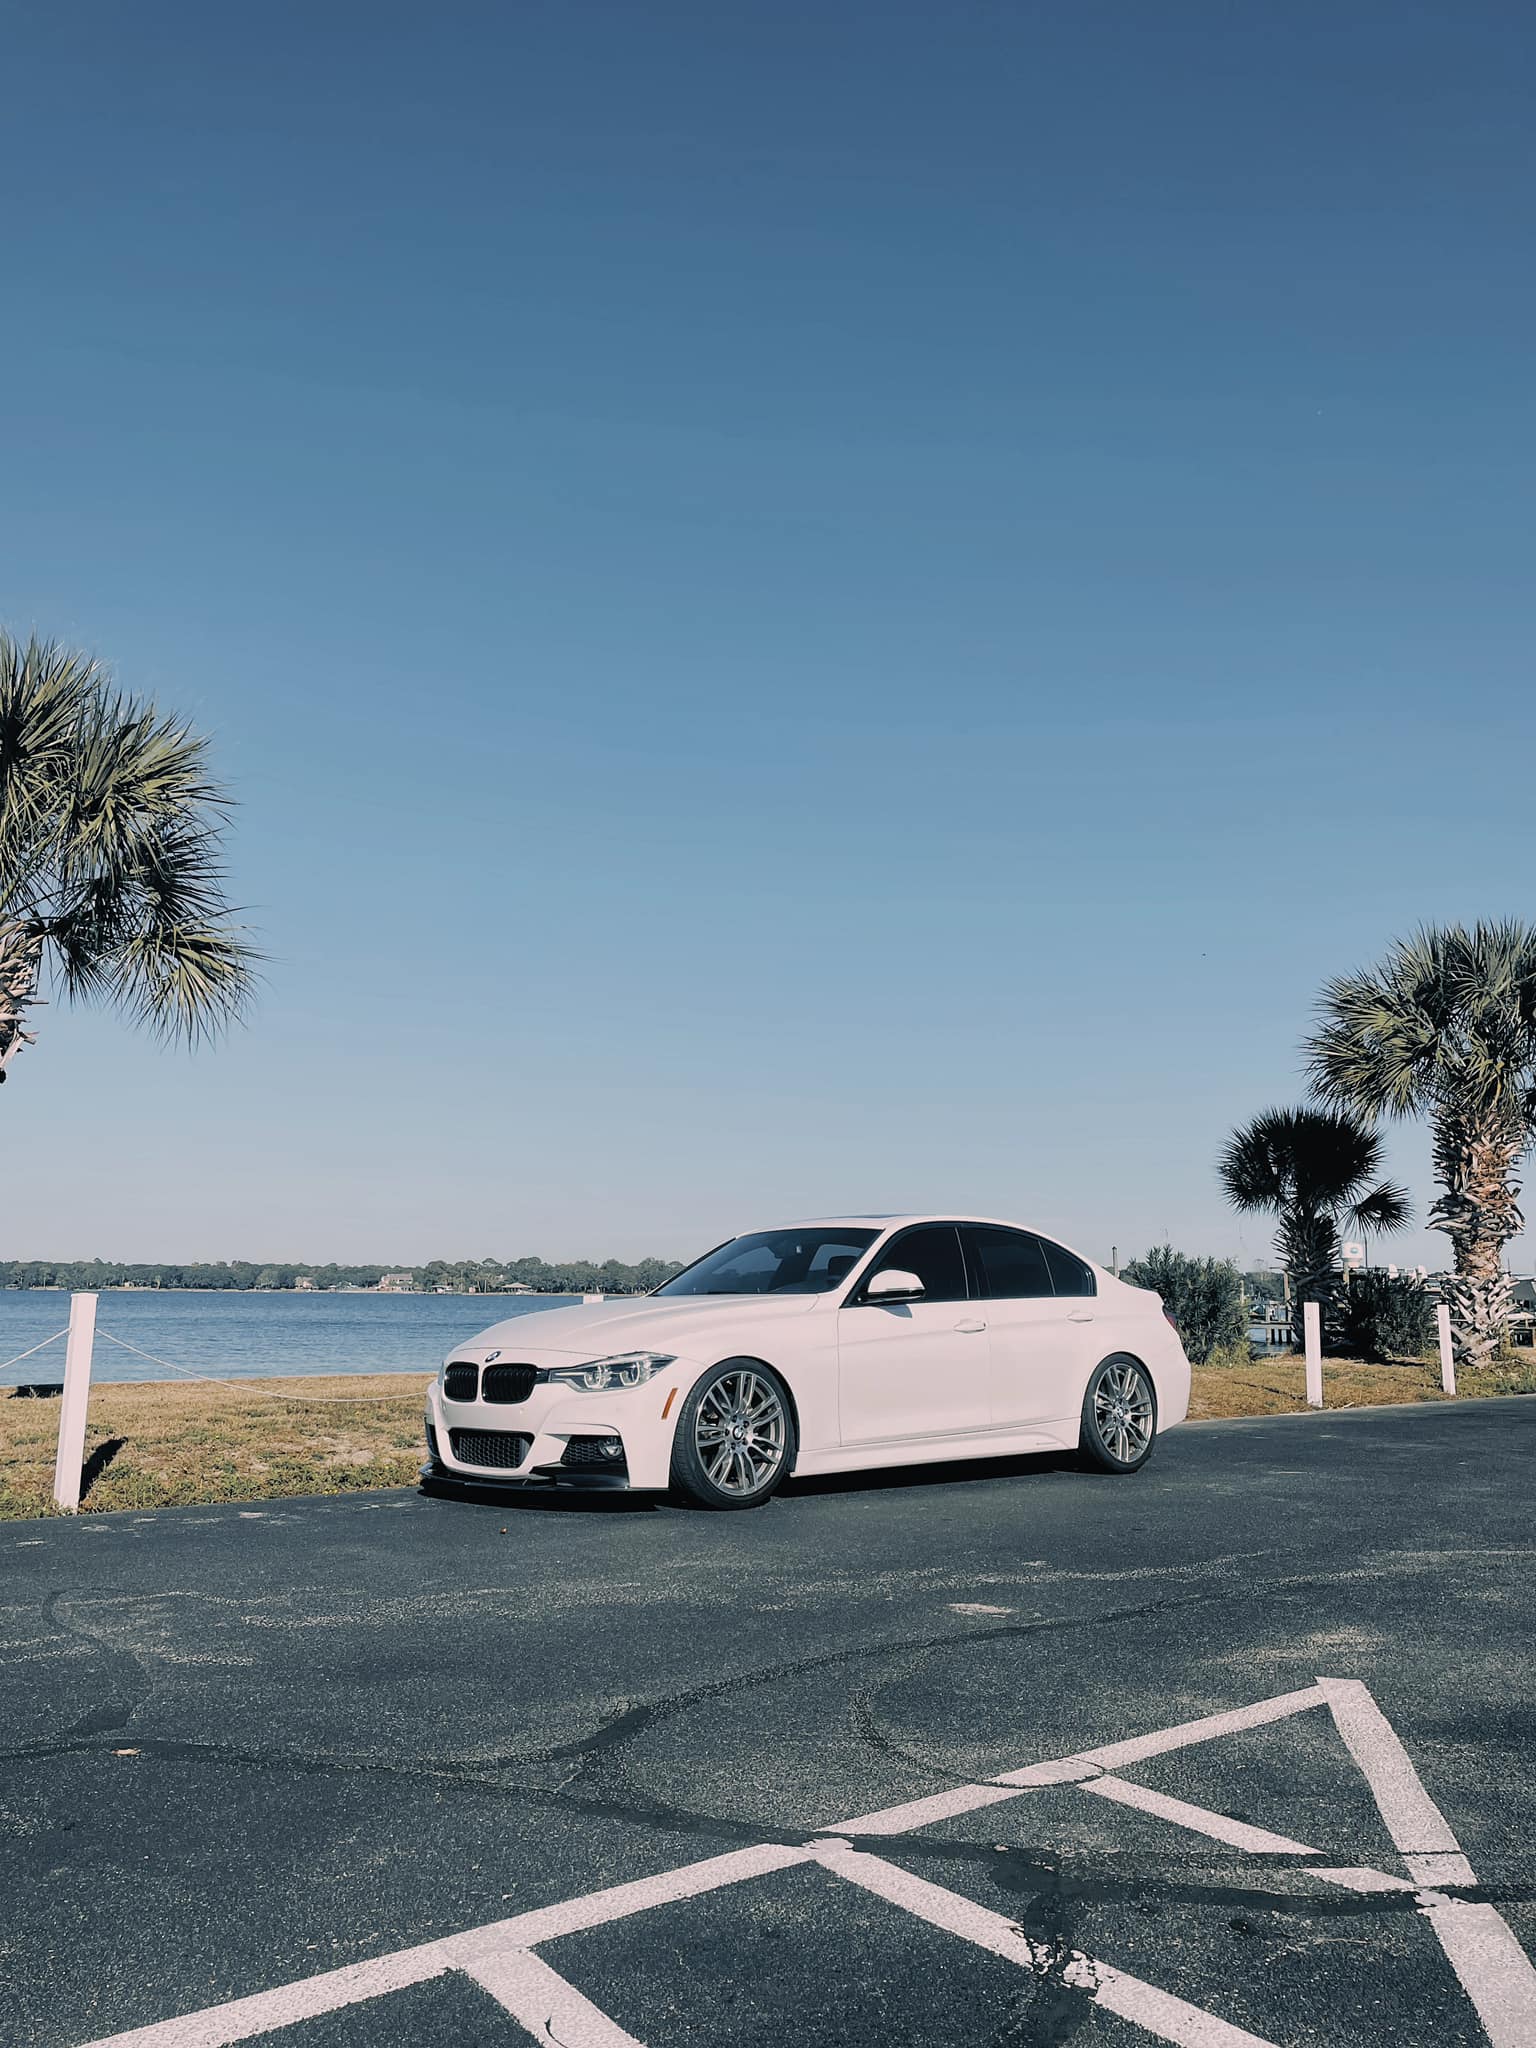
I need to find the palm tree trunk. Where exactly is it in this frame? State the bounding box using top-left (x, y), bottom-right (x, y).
top-left (1278, 1210), bottom-right (1342, 1348)
top-left (1430, 1109), bottom-right (1524, 1365)
top-left (0, 922), bottom-right (42, 1082)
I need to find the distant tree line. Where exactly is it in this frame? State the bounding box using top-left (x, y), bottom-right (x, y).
top-left (0, 1256), bottom-right (685, 1294)
top-left (416, 1256), bottom-right (685, 1295)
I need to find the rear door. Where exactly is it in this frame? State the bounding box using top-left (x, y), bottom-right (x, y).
top-left (961, 1225), bottom-right (1097, 1428)
top-left (835, 1224), bottom-right (991, 1445)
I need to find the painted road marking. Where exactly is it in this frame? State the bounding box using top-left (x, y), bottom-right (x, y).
top-left (1082, 1775), bottom-right (1319, 1856)
top-left (1318, 1677), bottom-right (1476, 1886)
top-left (75, 1680), bottom-right (1533, 2048)
top-left (464, 1949), bottom-right (647, 2048)
top-left (71, 1847), bottom-right (807, 2048)
top-left (456, 1844), bottom-right (808, 1955)
top-left (1319, 1678), bottom-right (1536, 2048)
top-left (808, 1840), bottom-right (1278, 2048)
top-left (835, 1681), bottom-right (1328, 1836)
top-left (999, 1682), bottom-right (1331, 1779)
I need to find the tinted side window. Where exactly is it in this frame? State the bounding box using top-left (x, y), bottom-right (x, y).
top-left (965, 1226), bottom-right (1053, 1300)
top-left (1041, 1237), bottom-right (1096, 1296)
top-left (862, 1225), bottom-right (968, 1304)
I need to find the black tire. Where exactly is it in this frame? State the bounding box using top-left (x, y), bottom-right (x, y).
top-left (1078, 1355), bottom-right (1158, 1473)
top-left (669, 1359), bottom-right (796, 1510)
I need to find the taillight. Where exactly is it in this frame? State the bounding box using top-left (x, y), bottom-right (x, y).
top-left (1162, 1307), bottom-right (1179, 1330)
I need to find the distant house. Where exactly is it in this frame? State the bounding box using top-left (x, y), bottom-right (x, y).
top-left (378, 1271), bottom-right (416, 1293)
top-left (293, 1276), bottom-right (317, 1291)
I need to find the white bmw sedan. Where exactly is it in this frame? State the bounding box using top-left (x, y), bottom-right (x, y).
top-left (423, 1216), bottom-right (1190, 1510)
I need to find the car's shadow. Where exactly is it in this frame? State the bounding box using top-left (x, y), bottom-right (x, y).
top-left (419, 1447), bottom-right (1089, 1515)
top-left (782, 1447), bottom-right (1084, 1496)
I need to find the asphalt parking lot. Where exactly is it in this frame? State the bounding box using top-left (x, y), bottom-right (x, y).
top-left (2, 1399), bottom-right (1534, 2048)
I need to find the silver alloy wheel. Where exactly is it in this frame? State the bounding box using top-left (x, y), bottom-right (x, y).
top-left (693, 1368), bottom-right (788, 1495)
top-left (1092, 1362), bottom-right (1155, 1463)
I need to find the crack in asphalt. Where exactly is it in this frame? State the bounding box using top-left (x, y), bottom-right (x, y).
top-left (40, 1588), bottom-right (161, 1736)
top-left (7, 1567), bottom-right (1533, 1937)
top-left (1, 1576), bottom-right (1235, 1782)
top-left (7, 1460), bottom-right (1535, 2048)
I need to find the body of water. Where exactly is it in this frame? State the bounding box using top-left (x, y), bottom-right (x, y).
top-left (0, 1290), bottom-right (590, 1384)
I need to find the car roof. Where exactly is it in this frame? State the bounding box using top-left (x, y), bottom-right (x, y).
top-left (764, 1213), bottom-right (1095, 1246)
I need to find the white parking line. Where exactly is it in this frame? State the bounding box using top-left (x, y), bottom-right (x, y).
top-left (807, 1841), bottom-right (1279, 2048)
top-left (463, 1843), bottom-right (807, 1954)
top-left (1319, 1678), bottom-right (1536, 2048)
top-left (1317, 1678), bottom-right (1475, 1886)
top-left (1082, 1776), bottom-right (1318, 1856)
top-left (75, 1850), bottom-right (808, 2048)
top-left (841, 1681), bottom-right (1329, 1835)
top-left (75, 1680), bottom-right (1534, 2048)
top-left (1001, 1683), bottom-right (1330, 1779)
top-left (465, 1950), bottom-right (646, 2047)
top-left (74, 1945), bottom-right (465, 2048)
top-left (834, 1779), bottom-right (1026, 1837)
top-left (1414, 1899), bottom-right (1536, 2048)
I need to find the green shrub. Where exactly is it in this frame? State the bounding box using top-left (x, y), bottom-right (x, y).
top-left (1337, 1271), bottom-right (1436, 1363)
top-left (1119, 1245), bottom-right (1248, 1366)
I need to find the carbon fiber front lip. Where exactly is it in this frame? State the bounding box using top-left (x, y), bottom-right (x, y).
top-left (418, 1460), bottom-right (633, 1493)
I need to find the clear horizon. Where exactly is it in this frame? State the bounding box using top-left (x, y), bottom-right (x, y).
top-left (3, 3), bottom-right (1533, 1275)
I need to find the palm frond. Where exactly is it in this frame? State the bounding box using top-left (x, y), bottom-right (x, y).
top-left (116, 921), bottom-right (259, 1044)
top-left (1219, 1106), bottom-right (1391, 1215)
top-left (1306, 922), bottom-right (1536, 1125)
top-left (0, 629), bottom-right (259, 1058)
top-left (1348, 1182), bottom-right (1413, 1235)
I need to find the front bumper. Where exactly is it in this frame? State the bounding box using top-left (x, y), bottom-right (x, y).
top-left (422, 1374), bottom-right (677, 1492)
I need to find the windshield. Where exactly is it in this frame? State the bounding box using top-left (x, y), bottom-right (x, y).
top-left (656, 1227), bottom-right (879, 1297)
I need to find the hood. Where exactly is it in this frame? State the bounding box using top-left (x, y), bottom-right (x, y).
top-left (447, 1291), bottom-right (821, 1362)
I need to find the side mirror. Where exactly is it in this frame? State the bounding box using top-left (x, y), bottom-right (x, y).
top-left (866, 1268), bottom-right (925, 1303)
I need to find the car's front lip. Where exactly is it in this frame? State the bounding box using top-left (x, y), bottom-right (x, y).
top-left (421, 1458), bottom-right (632, 1493)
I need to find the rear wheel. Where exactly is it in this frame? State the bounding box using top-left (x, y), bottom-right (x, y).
top-left (669, 1360), bottom-right (795, 1510)
top-left (1079, 1356), bottom-right (1157, 1473)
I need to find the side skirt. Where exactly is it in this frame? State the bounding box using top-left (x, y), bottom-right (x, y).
top-left (793, 1421), bottom-right (1078, 1478)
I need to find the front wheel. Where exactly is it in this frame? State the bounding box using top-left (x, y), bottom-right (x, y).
top-left (669, 1360), bottom-right (795, 1510)
top-left (1079, 1356), bottom-right (1157, 1473)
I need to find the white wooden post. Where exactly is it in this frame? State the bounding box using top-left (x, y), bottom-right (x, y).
top-left (53, 1292), bottom-right (97, 1514)
top-left (1303, 1300), bottom-right (1323, 1408)
top-left (1436, 1302), bottom-right (1456, 1397)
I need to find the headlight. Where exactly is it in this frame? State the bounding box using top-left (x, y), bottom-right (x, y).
top-left (547, 1351), bottom-right (675, 1392)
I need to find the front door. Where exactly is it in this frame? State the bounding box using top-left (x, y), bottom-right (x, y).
top-left (836, 1224), bottom-right (991, 1445)
top-left (961, 1224), bottom-right (1095, 1428)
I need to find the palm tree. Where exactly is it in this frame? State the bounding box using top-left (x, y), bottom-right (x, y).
top-left (1218, 1107), bottom-right (1410, 1340)
top-left (0, 632), bottom-right (257, 1085)
top-left (1305, 923), bottom-right (1536, 1366)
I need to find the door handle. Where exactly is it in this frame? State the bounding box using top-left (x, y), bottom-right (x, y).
top-left (1067, 1310), bottom-right (1095, 1323)
top-left (954, 1318), bottom-right (987, 1334)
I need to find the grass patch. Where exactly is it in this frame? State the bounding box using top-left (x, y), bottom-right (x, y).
top-left (1188, 1352), bottom-right (1536, 1419)
top-left (0, 1374), bottom-right (430, 1519)
top-left (4, 1356), bottom-right (1534, 1520)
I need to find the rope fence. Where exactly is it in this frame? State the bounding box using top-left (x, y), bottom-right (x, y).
top-left (0, 1325), bottom-right (429, 1402)
top-left (93, 1330), bottom-right (427, 1403)
top-left (5, 1292), bottom-right (434, 1512)
top-left (0, 1327), bottom-right (70, 1375)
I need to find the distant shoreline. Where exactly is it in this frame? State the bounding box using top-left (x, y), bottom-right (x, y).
top-left (0, 1256), bottom-right (683, 1296)
top-left (0, 1283), bottom-right (643, 1297)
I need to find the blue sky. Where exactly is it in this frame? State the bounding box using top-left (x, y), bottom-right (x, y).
top-left (2, 1), bottom-right (1533, 1269)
